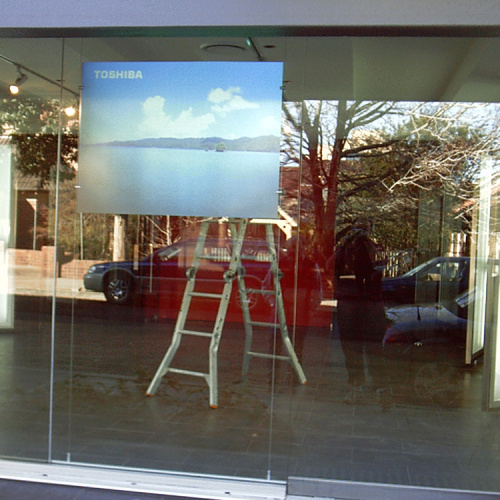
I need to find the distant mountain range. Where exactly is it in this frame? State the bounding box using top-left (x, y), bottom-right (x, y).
top-left (98, 135), bottom-right (280, 153)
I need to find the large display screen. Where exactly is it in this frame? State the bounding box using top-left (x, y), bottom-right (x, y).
top-left (77, 61), bottom-right (283, 218)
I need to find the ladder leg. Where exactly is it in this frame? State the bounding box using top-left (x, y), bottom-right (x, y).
top-left (278, 319), bottom-right (307, 385)
top-left (238, 223), bottom-right (308, 384)
top-left (207, 218), bottom-right (249, 404)
top-left (146, 255), bottom-right (199, 396)
top-left (146, 220), bottom-right (211, 397)
top-left (209, 341), bottom-right (218, 408)
top-left (266, 225), bottom-right (307, 385)
top-left (239, 273), bottom-right (254, 376)
top-left (226, 219), bottom-right (254, 376)
top-left (207, 309), bottom-right (227, 409)
top-left (146, 331), bottom-right (183, 396)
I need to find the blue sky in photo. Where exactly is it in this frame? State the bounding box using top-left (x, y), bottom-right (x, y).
top-left (80, 61), bottom-right (284, 143)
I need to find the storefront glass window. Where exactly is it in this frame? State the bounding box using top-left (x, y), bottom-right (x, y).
top-left (0, 34), bottom-right (499, 493)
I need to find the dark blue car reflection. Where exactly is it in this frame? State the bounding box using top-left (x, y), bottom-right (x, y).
top-left (382, 256), bottom-right (470, 306)
top-left (381, 291), bottom-right (472, 406)
top-left (383, 302), bottom-right (468, 346)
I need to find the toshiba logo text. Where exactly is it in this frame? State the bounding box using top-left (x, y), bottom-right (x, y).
top-left (94, 70), bottom-right (143, 79)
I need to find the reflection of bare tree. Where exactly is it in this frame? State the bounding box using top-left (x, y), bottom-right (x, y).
top-left (282, 100), bottom-right (399, 259)
top-left (113, 215), bottom-right (127, 261)
top-left (134, 215), bottom-right (205, 260)
top-left (282, 100), bottom-right (500, 262)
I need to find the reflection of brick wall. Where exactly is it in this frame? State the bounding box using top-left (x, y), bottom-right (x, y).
top-left (8, 247), bottom-right (100, 280)
top-left (59, 259), bottom-right (101, 279)
top-left (8, 248), bottom-right (44, 267)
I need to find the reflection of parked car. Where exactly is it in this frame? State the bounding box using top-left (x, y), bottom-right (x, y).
top-left (382, 256), bottom-right (470, 306)
top-left (84, 238), bottom-right (322, 321)
top-left (382, 300), bottom-right (469, 405)
top-left (383, 302), bottom-right (468, 346)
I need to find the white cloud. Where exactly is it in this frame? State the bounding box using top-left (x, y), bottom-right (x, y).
top-left (207, 87), bottom-right (259, 116)
top-left (142, 95), bottom-right (166, 117)
top-left (260, 115), bottom-right (281, 135)
top-left (139, 96), bottom-right (215, 138)
top-left (207, 86), bottom-right (241, 104)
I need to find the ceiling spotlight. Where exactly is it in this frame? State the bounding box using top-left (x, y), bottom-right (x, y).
top-left (9, 66), bottom-right (28, 95)
top-left (200, 43), bottom-right (247, 55)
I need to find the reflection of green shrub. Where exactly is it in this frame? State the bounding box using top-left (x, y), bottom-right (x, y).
top-left (1, 97), bottom-right (78, 187)
top-left (81, 214), bottom-right (114, 261)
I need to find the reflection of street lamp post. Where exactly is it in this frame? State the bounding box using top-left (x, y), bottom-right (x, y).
top-left (26, 197), bottom-right (38, 250)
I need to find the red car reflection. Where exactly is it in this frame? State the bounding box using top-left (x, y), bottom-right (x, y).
top-left (84, 238), bottom-right (323, 325)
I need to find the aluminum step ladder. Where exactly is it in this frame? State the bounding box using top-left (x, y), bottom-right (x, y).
top-left (238, 223), bottom-right (307, 385)
top-left (146, 218), bottom-right (306, 408)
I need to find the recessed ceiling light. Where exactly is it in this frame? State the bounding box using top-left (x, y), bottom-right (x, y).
top-left (200, 44), bottom-right (247, 55)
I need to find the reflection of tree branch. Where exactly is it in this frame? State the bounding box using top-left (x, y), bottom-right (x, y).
top-left (282, 99), bottom-right (499, 255)
top-left (343, 139), bottom-right (400, 157)
top-left (338, 169), bottom-right (396, 201)
top-left (347, 101), bottom-right (396, 131)
top-left (144, 216), bottom-right (171, 240)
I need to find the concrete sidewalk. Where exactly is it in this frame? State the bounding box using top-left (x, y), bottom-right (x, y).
top-left (9, 265), bottom-right (104, 301)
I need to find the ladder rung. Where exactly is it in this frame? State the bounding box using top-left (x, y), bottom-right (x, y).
top-left (179, 329), bottom-right (213, 338)
top-left (169, 367), bottom-right (209, 378)
top-left (249, 321), bottom-right (280, 328)
top-left (247, 288), bottom-right (274, 295)
top-left (247, 352), bottom-right (290, 361)
top-left (188, 291), bottom-right (224, 299)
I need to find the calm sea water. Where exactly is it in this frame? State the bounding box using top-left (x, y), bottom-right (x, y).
top-left (77, 146), bottom-right (281, 218)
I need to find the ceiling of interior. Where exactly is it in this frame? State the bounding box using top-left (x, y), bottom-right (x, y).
top-left (0, 35), bottom-right (499, 104)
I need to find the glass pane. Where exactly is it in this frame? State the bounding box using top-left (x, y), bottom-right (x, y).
top-left (0, 37), bottom-right (65, 461)
top-left (54, 37), bottom-right (283, 478)
top-left (284, 92), bottom-right (500, 491)
top-left (479, 158), bottom-right (500, 409)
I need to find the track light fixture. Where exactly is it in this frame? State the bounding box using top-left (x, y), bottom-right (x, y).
top-left (0, 53), bottom-right (78, 97)
top-left (9, 66), bottom-right (28, 95)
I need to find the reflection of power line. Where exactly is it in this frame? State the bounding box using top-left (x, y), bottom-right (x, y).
top-left (0, 52), bottom-right (79, 97)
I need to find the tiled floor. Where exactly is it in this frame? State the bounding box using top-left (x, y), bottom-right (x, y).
top-left (1, 292), bottom-right (499, 495)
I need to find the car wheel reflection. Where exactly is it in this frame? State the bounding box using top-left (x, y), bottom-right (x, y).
top-left (235, 276), bottom-right (263, 310)
top-left (104, 271), bottom-right (134, 305)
